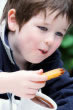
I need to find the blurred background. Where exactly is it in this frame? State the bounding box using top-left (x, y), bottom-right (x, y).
top-left (59, 26), bottom-right (73, 76)
top-left (0, 0), bottom-right (73, 76)
top-left (0, 0), bottom-right (7, 18)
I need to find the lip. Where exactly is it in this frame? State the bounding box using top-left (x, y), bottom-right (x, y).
top-left (39, 49), bottom-right (48, 54)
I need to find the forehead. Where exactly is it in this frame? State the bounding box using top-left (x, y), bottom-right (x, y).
top-left (25, 10), bottom-right (69, 32)
top-left (31, 10), bottom-right (69, 26)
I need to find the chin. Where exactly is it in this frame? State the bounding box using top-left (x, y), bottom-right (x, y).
top-left (28, 58), bottom-right (45, 64)
top-left (25, 56), bottom-right (46, 64)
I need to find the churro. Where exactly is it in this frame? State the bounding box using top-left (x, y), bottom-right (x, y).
top-left (43, 68), bottom-right (64, 80)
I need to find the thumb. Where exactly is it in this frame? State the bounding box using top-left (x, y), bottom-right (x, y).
top-left (35, 69), bottom-right (43, 75)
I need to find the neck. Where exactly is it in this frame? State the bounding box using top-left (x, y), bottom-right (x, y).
top-left (13, 52), bottom-right (29, 70)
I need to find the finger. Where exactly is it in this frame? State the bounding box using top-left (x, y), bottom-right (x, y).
top-left (29, 74), bottom-right (48, 82)
top-left (35, 69), bottom-right (43, 75)
top-left (31, 69), bottom-right (43, 75)
top-left (24, 88), bottom-right (38, 94)
top-left (33, 81), bottom-right (46, 83)
top-left (26, 81), bottom-right (46, 89)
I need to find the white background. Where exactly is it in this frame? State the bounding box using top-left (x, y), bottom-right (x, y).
top-left (0, 0), bottom-right (7, 19)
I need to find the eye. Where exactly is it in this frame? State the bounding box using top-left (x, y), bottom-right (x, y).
top-left (55, 32), bottom-right (64, 37)
top-left (37, 26), bottom-right (48, 31)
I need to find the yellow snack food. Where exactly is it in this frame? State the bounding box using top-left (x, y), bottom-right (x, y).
top-left (43, 68), bottom-right (64, 80)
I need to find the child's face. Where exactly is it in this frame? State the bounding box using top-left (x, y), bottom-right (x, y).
top-left (8, 10), bottom-right (69, 64)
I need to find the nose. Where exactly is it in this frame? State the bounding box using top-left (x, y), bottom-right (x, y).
top-left (44, 33), bottom-right (55, 47)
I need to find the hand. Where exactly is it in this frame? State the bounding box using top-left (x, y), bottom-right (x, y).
top-left (7, 69), bottom-right (47, 99)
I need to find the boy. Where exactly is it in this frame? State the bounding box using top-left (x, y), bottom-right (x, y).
top-left (0, 0), bottom-right (73, 109)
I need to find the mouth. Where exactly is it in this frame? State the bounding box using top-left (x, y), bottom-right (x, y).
top-left (39, 49), bottom-right (48, 54)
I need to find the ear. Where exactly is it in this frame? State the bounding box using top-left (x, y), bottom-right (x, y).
top-left (8, 9), bottom-right (18, 31)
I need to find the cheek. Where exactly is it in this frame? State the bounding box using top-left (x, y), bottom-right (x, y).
top-left (20, 35), bottom-right (40, 50)
top-left (47, 40), bottom-right (62, 57)
top-left (56, 39), bottom-right (63, 47)
top-left (51, 39), bottom-right (62, 51)
top-left (26, 33), bottom-right (41, 45)
top-left (52, 39), bottom-right (62, 51)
